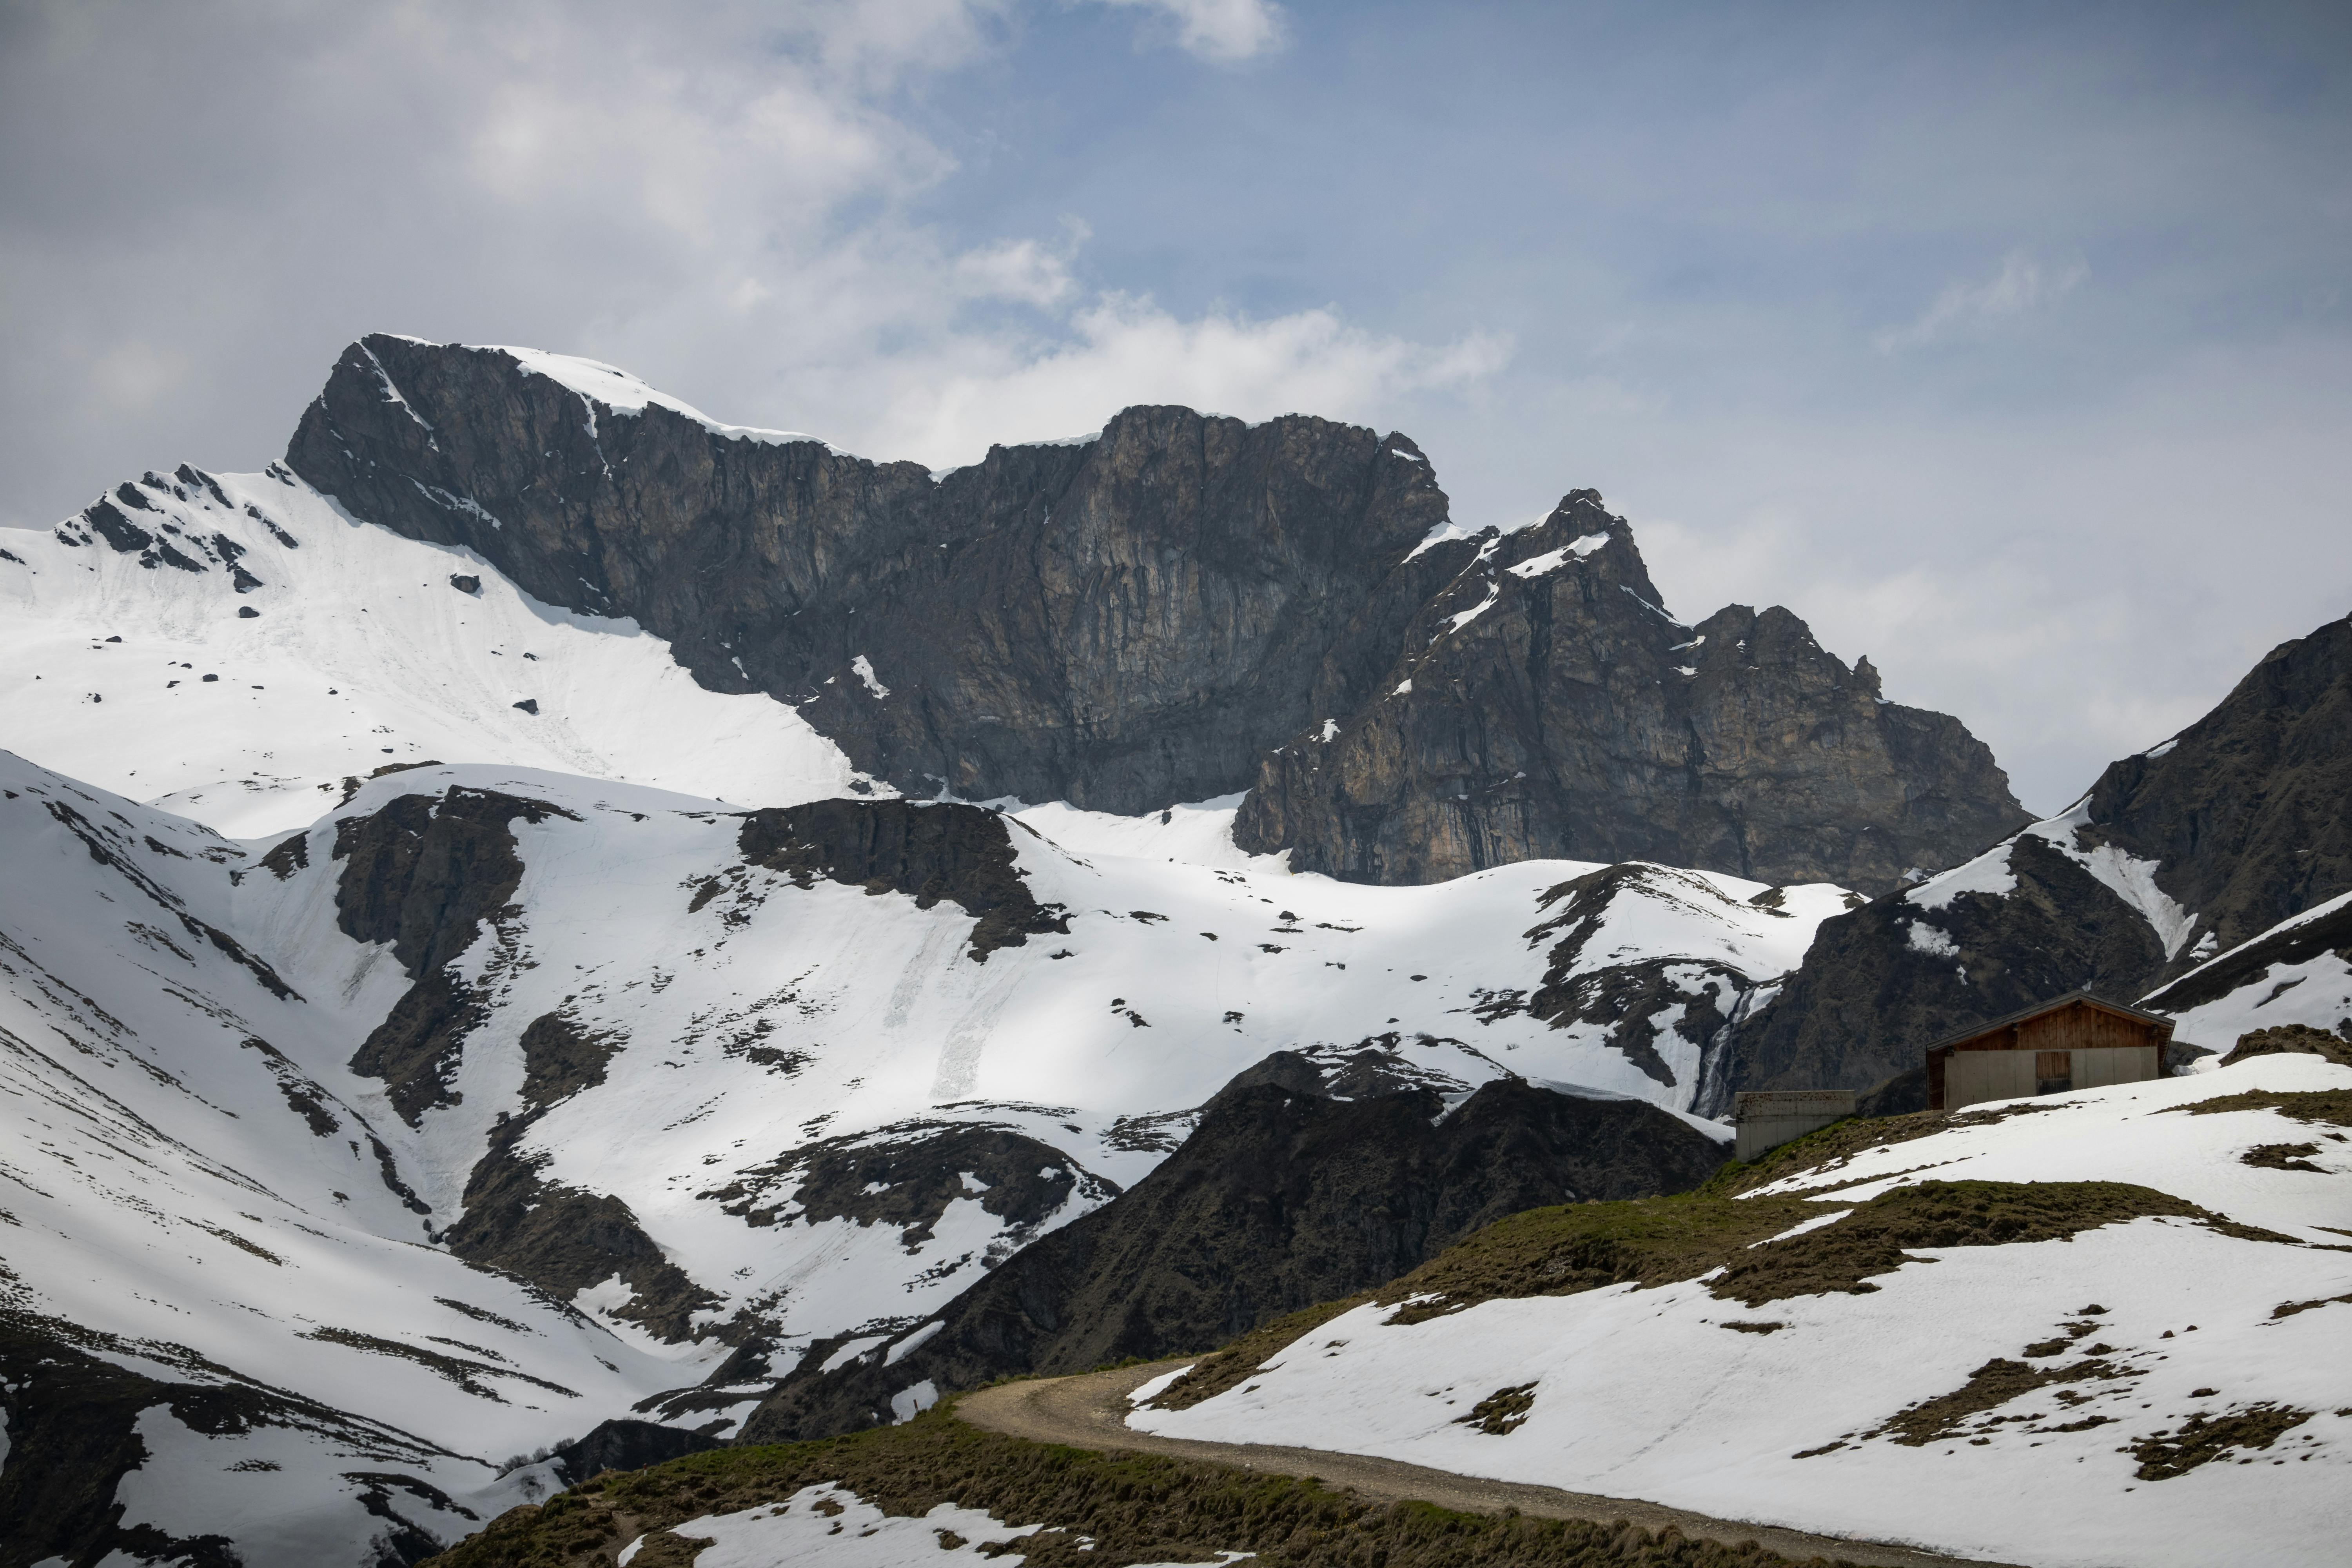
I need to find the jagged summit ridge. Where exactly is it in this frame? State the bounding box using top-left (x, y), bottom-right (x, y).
top-left (278, 333), bottom-right (2026, 891)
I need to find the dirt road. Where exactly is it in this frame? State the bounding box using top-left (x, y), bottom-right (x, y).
top-left (957, 1361), bottom-right (2021, 1568)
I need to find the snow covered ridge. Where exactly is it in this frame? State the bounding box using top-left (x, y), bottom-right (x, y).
top-left (1905, 797), bottom-right (2196, 957)
top-left (0, 744), bottom-right (1855, 1564)
top-left (0, 463), bottom-right (875, 835)
top-left (1132, 1056), bottom-right (2352, 1568)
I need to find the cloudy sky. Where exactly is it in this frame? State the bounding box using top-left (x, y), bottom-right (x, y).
top-left (4, 0), bottom-right (2347, 811)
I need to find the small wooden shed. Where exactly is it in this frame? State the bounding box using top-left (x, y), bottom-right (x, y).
top-left (1927, 993), bottom-right (2174, 1112)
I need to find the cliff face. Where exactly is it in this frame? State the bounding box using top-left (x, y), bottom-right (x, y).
top-left (286, 336), bottom-right (2025, 891)
top-left (286, 335), bottom-right (1459, 814)
top-left (1723, 613), bottom-right (2352, 1107)
top-left (1232, 492), bottom-right (2029, 893)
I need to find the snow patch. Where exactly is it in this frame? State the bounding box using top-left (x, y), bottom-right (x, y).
top-left (1504, 533), bottom-right (1610, 579)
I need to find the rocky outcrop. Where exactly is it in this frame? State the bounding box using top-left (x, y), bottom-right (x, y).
top-left (2143, 897), bottom-right (2352, 1022)
top-left (287, 335), bottom-right (1458, 815)
top-left (1232, 494), bottom-right (2029, 893)
top-left (333, 788), bottom-right (578, 1124)
top-left (441, 1111), bottom-right (723, 1344)
top-left (1722, 611), bottom-right (2352, 1106)
top-left (285, 338), bottom-right (2025, 892)
top-left (740, 1063), bottom-right (1727, 1441)
top-left (735, 799), bottom-right (1066, 958)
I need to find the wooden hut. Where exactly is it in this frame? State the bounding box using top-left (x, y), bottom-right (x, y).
top-left (1926, 993), bottom-right (2174, 1112)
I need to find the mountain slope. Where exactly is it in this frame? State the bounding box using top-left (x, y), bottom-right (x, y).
top-left (284, 335), bottom-right (1462, 817)
top-left (1127, 1054), bottom-right (2352, 1568)
top-left (743, 1069), bottom-right (1728, 1442)
top-left (1724, 611), bottom-right (2352, 1104)
top-left (0, 744), bottom-right (1855, 1563)
top-left (0, 462), bottom-right (865, 836)
top-left (0, 757), bottom-right (697, 1568)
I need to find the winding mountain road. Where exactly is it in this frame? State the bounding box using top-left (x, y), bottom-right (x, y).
top-left (956, 1361), bottom-right (2020, 1568)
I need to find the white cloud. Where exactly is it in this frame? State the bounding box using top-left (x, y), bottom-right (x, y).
top-left (1875, 250), bottom-right (2087, 352)
top-left (872, 294), bottom-right (1512, 463)
top-left (0, 0), bottom-right (1485, 521)
top-left (1084, 0), bottom-right (1288, 61)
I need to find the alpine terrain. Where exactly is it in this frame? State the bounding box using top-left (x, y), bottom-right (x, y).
top-left (1, 338), bottom-right (2342, 1568)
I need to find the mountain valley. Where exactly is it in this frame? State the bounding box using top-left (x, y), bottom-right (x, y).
top-left (1, 340), bottom-right (2345, 1567)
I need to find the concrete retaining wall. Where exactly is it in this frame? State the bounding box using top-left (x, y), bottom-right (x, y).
top-left (1734, 1089), bottom-right (1856, 1163)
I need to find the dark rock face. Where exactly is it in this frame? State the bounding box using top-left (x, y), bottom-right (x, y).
top-left (1722, 834), bottom-right (2169, 1108)
top-left (741, 1068), bottom-right (1727, 1441)
top-left (287, 335), bottom-right (1456, 814)
top-left (326, 788), bottom-right (720, 1339)
top-left (735, 799), bottom-right (1067, 958)
top-left (57, 466), bottom-right (272, 584)
top-left (440, 1114), bottom-right (722, 1344)
top-left (332, 788), bottom-right (578, 1124)
top-left (1724, 612), bottom-right (2352, 1105)
top-left (284, 337), bottom-right (2025, 892)
top-left (2080, 612), bottom-right (2352, 968)
top-left (548, 1419), bottom-right (717, 1487)
top-left (1233, 494), bottom-right (2029, 894)
top-left (704, 1120), bottom-right (1114, 1254)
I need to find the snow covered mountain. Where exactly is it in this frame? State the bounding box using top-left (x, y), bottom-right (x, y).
top-left (1129, 1049), bottom-right (2352, 1568)
top-left (2, 336), bottom-right (2337, 1566)
top-left (0, 736), bottom-right (1857, 1564)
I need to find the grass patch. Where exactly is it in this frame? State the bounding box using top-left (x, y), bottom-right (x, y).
top-left (2176, 1089), bottom-right (2352, 1127)
top-left (2242, 1142), bottom-right (2327, 1172)
top-left (421, 1406), bottom-right (1855, 1568)
top-left (1377, 1180), bottom-right (2208, 1321)
top-left (1866, 1356), bottom-right (2131, 1448)
top-left (2128, 1404), bottom-right (2314, 1480)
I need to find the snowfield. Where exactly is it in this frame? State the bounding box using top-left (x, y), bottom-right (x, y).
top-left (0, 735), bottom-right (1850, 1563)
top-left (1130, 1055), bottom-right (2352, 1568)
top-left (0, 465), bottom-right (870, 837)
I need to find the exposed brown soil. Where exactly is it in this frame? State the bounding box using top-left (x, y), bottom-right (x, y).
top-left (1867, 1356), bottom-right (2131, 1448)
top-left (2241, 1142), bottom-right (2327, 1172)
top-left (2220, 1024), bottom-right (2352, 1071)
top-left (2178, 1089), bottom-right (2352, 1127)
top-left (1455, 1383), bottom-right (1539, 1435)
top-left (2127, 1404), bottom-right (2314, 1479)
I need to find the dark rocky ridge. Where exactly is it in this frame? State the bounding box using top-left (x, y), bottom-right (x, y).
top-left (287, 336), bottom-right (2025, 893)
top-left (1233, 493), bottom-right (2029, 892)
top-left (1724, 611), bottom-right (2352, 1105)
top-left (741, 1064), bottom-right (1728, 1442)
top-left (735, 798), bottom-right (1067, 959)
top-left (289, 335), bottom-right (1460, 815)
top-left (332, 788), bottom-right (579, 1125)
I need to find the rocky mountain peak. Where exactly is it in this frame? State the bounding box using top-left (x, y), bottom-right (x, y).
top-left (282, 335), bottom-right (2023, 891)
